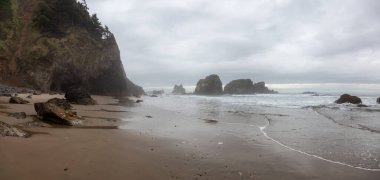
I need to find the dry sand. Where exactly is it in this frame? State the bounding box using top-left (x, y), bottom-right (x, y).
top-left (0, 94), bottom-right (379, 179)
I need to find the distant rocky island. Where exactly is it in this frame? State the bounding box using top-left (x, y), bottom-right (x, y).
top-left (0, 0), bottom-right (143, 96)
top-left (194, 74), bottom-right (277, 95)
top-left (172, 84), bottom-right (186, 94)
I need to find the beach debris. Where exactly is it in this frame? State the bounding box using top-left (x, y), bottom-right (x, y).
top-left (8, 112), bottom-right (27, 119)
top-left (136, 99), bottom-right (143, 103)
top-left (65, 87), bottom-right (96, 105)
top-left (34, 102), bottom-right (82, 126)
top-left (335, 94), bottom-right (362, 104)
top-left (47, 98), bottom-right (72, 110)
top-left (0, 121), bottom-right (30, 137)
top-left (199, 118), bottom-right (218, 124)
top-left (145, 115), bottom-right (152, 118)
top-left (9, 97), bottom-right (29, 104)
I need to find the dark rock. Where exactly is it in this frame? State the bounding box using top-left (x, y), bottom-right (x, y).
top-left (0, 121), bottom-right (30, 137)
top-left (33, 91), bottom-right (42, 95)
top-left (152, 90), bottom-right (164, 95)
top-left (194, 74), bottom-right (223, 95)
top-left (34, 102), bottom-right (82, 126)
top-left (377, 97), bottom-right (380, 104)
top-left (302, 91), bottom-right (319, 96)
top-left (252, 82), bottom-right (277, 94)
top-left (26, 95), bottom-right (32, 99)
top-left (47, 98), bottom-right (72, 110)
top-left (172, 84), bottom-right (186, 94)
top-left (145, 115), bottom-right (152, 118)
top-left (150, 95), bottom-right (158, 97)
top-left (9, 97), bottom-right (29, 104)
top-left (65, 87), bottom-right (96, 105)
top-left (136, 100), bottom-right (143, 103)
top-left (357, 104), bottom-right (368, 107)
top-left (335, 94), bottom-right (362, 104)
top-left (224, 79), bottom-right (254, 94)
top-left (8, 112), bottom-right (27, 119)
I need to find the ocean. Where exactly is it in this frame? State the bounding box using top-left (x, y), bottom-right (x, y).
top-left (124, 86), bottom-right (380, 171)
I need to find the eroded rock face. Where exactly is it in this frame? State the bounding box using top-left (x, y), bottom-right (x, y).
top-left (252, 82), bottom-right (277, 94)
top-left (0, 1), bottom-right (144, 97)
top-left (0, 121), bottom-right (30, 137)
top-left (9, 97), bottom-right (29, 104)
top-left (335, 94), bottom-right (362, 104)
top-left (194, 74), bottom-right (223, 95)
top-left (224, 79), bottom-right (254, 94)
top-left (65, 87), bottom-right (96, 105)
top-left (172, 84), bottom-right (186, 94)
top-left (34, 102), bottom-right (82, 126)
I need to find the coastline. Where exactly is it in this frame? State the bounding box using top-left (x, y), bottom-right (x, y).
top-left (1, 94), bottom-right (379, 179)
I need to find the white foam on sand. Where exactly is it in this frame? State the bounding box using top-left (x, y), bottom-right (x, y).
top-left (258, 116), bottom-right (380, 172)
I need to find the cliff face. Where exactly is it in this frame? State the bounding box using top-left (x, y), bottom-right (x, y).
top-left (0, 0), bottom-right (143, 96)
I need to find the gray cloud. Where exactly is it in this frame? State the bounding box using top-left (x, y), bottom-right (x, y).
top-left (87, 0), bottom-right (380, 86)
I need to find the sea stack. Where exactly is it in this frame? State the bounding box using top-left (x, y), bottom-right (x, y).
top-left (335, 94), bottom-right (362, 104)
top-left (252, 82), bottom-right (277, 94)
top-left (194, 74), bottom-right (223, 95)
top-left (224, 79), bottom-right (254, 94)
top-left (172, 84), bottom-right (186, 94)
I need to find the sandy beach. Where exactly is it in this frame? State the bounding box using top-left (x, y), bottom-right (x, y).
top-left (1, 94), bottom-right (380, 180)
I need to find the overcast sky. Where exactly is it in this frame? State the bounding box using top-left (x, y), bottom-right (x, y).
top-left (87, 0), bottom-right (380, 87)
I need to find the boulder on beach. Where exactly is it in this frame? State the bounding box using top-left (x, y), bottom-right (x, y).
top-left (65, 87), bottom-right (96, 105)
top-left (172, 84), bottom-right (186, 94)
top-left (34, 102), bottom-right (82, 126)
top-left (224, 79), bottom-right (254, 94)
top-left (335, 94), bottom-right (362, 104)
top-left (0, 121), bottom-right (30, 137)
top-left (252, 82), bottom-right (277, 94)
top-left (47, 98), bottom-right (72, 110)
top-left (9, 97), bottom-right (29, 104)
top-left (194, 74), bottom-right (223, 95)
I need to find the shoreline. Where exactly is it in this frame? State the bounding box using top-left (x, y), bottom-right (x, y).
top-left (1, 94), bottom-right (380, 179)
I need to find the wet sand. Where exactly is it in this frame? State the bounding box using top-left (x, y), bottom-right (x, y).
top-left (1, 94), bottom-right (379, 179)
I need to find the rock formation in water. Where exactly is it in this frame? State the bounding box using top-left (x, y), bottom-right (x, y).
top-left (252, 82), bottom-right (277, 94)
top-left (194, 74), bottom-right (223, 95)
top-left (335, 94), bottom-right (362, 104)
top-left (377, 97), bottom-right (380, 104)
top-left (0, 0), bottom-right (143, 96)
top-left (223, 79), bottom-right (254, 94)
top-left (172, 84), bottom-right (186, 94)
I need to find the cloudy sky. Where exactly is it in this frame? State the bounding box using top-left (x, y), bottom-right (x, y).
top-left (87, 0), bottom-right (380, 87)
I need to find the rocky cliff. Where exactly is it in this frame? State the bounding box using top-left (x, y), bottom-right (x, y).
top-left (0, 0), bottom-right (143, 96)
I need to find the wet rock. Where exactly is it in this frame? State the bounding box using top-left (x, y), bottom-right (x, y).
top-left (9, 97), bottom-right (29, 104)
top-left (136, 100), bottom-right (143, 103)
top-left (0, 121), bottom-right (30, 137)
top-left (33, 91), bottom-right (42, 95)
top-left (172, 84), bottom-right (186, 94)
top-left (47, 98), bottom-right (72, 110)
top-left (335, 94), bottom-right (362, 104)
top-left (252, 82), bottom-right (277, 94)
top-left (194, 74), bottom-right (223, 95)
top-left (34, 102), bottom-right (82, 126)
top-left (377, 97), bottom-right (380, 104)
top-left (65, 87), bottom-right (96, 105)
top-left (357, 104), bottom-right (368, 107)
top-left (26, 95), bottom-right (32, 99)
top-left (224, 79), bottom-right (254, 94)
top-left (8, 112), bottom-right (27, 119)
